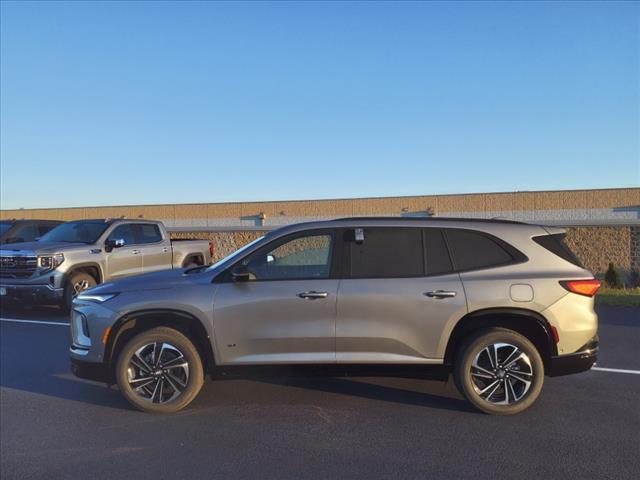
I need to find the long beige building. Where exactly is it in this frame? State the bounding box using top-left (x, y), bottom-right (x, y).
top-left (2, 187), bottom-right (639, 280)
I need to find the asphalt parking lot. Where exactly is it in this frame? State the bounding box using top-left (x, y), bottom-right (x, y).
top-left (0, 305), bottom-right (638, 480)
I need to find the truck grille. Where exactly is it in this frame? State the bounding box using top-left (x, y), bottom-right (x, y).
top-left (0, 254), bottom-right (38, 278)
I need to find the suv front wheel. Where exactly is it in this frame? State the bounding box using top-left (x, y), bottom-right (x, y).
top-left (115, 327), bottom-right (205, 413)
top-left (454, 328), bottom-right (544, 415)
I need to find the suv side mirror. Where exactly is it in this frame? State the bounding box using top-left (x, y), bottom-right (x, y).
top-left (105, 238), bottom-right (125, 253)
top-left (231, 265), bottom-right (250, 282)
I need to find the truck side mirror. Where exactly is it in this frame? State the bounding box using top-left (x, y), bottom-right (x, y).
top-left (231, 265), bottom-right (250, 282)
top-left (105, 238), bottom-right (125, 253)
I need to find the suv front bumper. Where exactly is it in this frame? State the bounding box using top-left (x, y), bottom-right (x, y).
top-left (547, 336), bottom-right (598, 377)
top-left (70, 355), bottom-right (111, 383)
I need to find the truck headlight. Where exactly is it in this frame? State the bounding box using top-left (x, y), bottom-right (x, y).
top-left (37, 253), bottom-right (64, 271)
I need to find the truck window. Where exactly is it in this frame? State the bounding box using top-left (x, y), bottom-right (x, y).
top-left (136, 224), bottom-right (163, 244)
top-left (9, 224), bottom-right (40, 242)
top-left (108, 224), bottom-right (137, 246)
top-left (40, 221), bottom-right (109, 244)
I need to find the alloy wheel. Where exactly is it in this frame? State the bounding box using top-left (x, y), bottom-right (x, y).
top-left (126, 342), bottom-right (190, 404)
top-left (470, 342), bottom-right (533, 405)
top-left (72, 279), bottom-right (91, 297)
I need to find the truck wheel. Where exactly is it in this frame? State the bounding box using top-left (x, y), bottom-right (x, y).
top-left (62, 272), bottom-right (96, 312)
top-left (115, 327), bottom-right (204, 413)
top-left (454, 328), bottom-right (544, 415)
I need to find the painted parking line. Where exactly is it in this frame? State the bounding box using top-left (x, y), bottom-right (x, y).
top-left (591, 366), bottom-right (640, 375)
top-left (0, 318), bottom-right (70, 326)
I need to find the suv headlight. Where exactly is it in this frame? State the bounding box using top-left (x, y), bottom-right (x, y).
top-left (37, 253), bottom-right (64, 271)
top-left (75, 292), bottom-right (118, 303)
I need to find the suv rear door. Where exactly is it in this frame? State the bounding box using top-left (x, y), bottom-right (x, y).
top-left (212, 229), bottom-right (339, 365)
top-left (336, 227), bottom-right (467, 363)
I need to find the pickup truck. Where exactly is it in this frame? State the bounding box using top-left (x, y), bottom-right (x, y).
top-left (0, 219), bottom-right (212, 310)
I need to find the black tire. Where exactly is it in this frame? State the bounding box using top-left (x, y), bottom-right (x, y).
top-left (115, 327), bottom-right (204, 413)
top-left (454, 328), bottom-right (544, 415)
top-left (62, 271), bottom-right (97, 312)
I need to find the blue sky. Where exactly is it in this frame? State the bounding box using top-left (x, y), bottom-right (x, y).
top-left (1, 1), bottom-right (638, 209)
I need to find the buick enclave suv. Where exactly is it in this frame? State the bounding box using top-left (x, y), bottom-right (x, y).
top-left (69, 218), bottom-right (599, 415)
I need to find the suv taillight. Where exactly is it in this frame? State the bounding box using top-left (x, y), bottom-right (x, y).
top-left (560, 279), bottom-right (601, 297)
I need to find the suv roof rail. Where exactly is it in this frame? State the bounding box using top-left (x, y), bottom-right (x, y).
top-left (334, 216), bottom-right (527, 225)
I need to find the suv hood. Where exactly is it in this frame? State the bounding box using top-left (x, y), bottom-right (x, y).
top-left (89, 268), bottom-right (204, 294)
top-left (0, 241), bottom-right (88, 255)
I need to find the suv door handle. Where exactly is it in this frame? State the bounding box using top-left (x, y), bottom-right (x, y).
top-left (132, 249), bottom-right (141, 255)
top-left (162, 247), bottom-right (169, 253)
top-left (297, 291), bottom-right (329, 299)
top-left (424, 290), bottom-right (457, 299)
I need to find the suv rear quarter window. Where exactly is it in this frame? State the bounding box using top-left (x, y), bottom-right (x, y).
top-left (445, 228), bottom-right (520, 271)
top-left (533, 233), bottom-right (583, 267)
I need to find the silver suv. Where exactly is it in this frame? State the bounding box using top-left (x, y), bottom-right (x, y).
top-left (69, 218), bottom-right (600, 415)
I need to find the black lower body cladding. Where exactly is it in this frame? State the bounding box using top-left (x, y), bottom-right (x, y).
top-left (547, 336), bottom-right (599, 377)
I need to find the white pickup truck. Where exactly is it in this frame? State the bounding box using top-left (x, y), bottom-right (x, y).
top-left (0, 218), bottom-right (212, 310)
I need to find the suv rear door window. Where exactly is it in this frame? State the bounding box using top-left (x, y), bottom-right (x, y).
top-left (349, 228), bottom-right (424, 278)
top-left (445, 229), bottom-right (515, 271)
top-left (424, 228), bottom-right (453, 275)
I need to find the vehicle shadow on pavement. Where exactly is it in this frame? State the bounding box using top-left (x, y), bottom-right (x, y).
top-left (0, 304), bottom-right (68, 322)
top-left (0, 373), bottom-right (133, 411)
top-left (218, 375), bottom-right (474, 413)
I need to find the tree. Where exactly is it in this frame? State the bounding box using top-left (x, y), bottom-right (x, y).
top-left (604, 263), bottom-right (623, 289)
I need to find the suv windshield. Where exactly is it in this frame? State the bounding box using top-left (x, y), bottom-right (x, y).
top-left (0, 222), bottom-right (13, 236)
top-left (40, 221), bottom-right (109, 244)
top-left (206, 236), bottom-right (265, 271)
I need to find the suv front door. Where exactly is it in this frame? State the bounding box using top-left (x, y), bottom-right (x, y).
top-left (336, 227), bottom-right (467, 363)
top-left (212, 230), bottom-right (338, 365)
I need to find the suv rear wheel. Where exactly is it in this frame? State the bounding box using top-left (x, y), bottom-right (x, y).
top-left (115, 327), bottom-right (204, 413)
top-left (454, 328), bottom-right (544, 415)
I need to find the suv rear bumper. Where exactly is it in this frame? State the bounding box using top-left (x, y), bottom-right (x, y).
top-left (547, 336), bottom-right (598, 377)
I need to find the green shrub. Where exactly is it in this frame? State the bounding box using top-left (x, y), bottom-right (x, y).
top-left (604, 263), bottom-right (623, 289)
